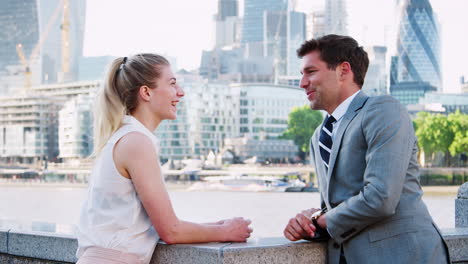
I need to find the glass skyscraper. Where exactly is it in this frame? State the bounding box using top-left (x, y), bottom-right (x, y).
top-left (0, 0), bottom-right (40, 90)
top-left (0, 0), bottom-right (86, 92)
top-left (392, 0), bottom-right (441, 91)
top-left (217, 0), bottom-right (238, 20)
top-left (325, 0), bottom-right (347, 35)
top-left (241, 0), bottom-right (287, 43)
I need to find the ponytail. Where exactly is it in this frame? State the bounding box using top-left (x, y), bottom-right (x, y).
top-left (92, 57), bottom-right (126, 156)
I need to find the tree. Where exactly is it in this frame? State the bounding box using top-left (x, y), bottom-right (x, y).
top-left (448, 111), bottom-right (468, 157)
top-left (280, 105), bottom-right (323, 160)
top-left (414, 111), bottom-right (468, 167)
top-left (415, 113), bottom-right (454, 165)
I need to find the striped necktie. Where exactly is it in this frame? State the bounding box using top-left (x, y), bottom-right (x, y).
top-left (319, 115), bottom-right (336, 170)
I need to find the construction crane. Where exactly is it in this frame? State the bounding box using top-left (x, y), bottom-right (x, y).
top-left (15, 0), bottom-right (67, 89)
top-left (15, 44), bottom-right (32, 89)
top-left (59, 0), bottom-right (71, 82)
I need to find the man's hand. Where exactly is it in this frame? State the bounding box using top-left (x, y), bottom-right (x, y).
top-left (283, 208), bottom-right (320, 241)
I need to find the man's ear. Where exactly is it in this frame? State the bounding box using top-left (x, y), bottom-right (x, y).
top-left (339, 62), bottom-right (352, 80)
top-left (138, 85), bottom-right (151, 102)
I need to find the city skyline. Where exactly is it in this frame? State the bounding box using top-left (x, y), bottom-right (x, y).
top-left (84, 0), bottom-right (468, 93)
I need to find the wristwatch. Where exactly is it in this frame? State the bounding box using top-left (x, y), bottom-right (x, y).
top-left (310, 209), bottom-right (325, 224)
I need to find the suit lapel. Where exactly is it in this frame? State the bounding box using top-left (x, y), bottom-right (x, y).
top-left (326, 92), bottom-right (369, 199)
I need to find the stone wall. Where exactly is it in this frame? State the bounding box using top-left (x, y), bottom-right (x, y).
top-left (0, 229), bottom-right (467, 263)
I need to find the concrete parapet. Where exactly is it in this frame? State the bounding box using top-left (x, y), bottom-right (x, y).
top-left (443, 228), bottom-right (468, 263)
top-left (152, 237), bottom-right (327, 264)
top-left (8, 230), bottom-right (77, 263)
top-left (1, 229), bottom-right (468, 263)
top-left (456, 182), bottom-right (468, 228)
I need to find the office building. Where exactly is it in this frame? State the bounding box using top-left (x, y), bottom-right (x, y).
top-left (0, 95), bottom-right (63, 165)
top-left (0, 0), bottom-right (86, 93)
top-left (390, 81), bottom-right (437, 105)
top-left (418, 92), bottom-right (468, 114)
top-left (391, 0), bottom-right (441, 102)
top-left (362, 46), bottom-right (388, 96)
top-left (58, 94), bottom-right (93, 160)
top-left (215, 0), bottom-right (241, 47)
top-left (325, 0), bottom-right (347, 35)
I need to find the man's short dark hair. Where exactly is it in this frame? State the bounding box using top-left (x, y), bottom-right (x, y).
top-left (297, 34), bottom-right (369, 88)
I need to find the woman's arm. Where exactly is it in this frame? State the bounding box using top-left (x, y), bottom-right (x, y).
top-left (113, 132), bottom-right (252, 244)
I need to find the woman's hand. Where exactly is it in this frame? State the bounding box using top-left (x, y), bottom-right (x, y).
top-left (222, 217), bottom-right (253, 242)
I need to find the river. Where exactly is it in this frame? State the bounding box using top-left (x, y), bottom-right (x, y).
top-left (0, 185), bottom-right (457, 238)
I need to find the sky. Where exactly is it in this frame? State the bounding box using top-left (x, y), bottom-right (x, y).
top-left (84, 0), bottom-right (468, 93)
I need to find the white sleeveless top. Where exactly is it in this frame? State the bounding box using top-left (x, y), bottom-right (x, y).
top-left (76, 115), bottom-right (160, 264)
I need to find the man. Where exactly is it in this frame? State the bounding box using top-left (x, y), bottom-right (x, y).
top-left (283, 35), bottom-right (450, 264)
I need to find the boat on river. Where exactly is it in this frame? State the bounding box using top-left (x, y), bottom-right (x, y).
top-left (187, 174), bottom-right (307, 192)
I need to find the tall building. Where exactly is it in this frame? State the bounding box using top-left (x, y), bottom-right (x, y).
top-left (215, 0), bottom-right (241, 47)
top-left (242, 0), bottom-right (287, 44)
top-left (362, 46), bottom-right (388, 96)
top-left (264, 10), bottom-right (288, 76)
top-left (241, 0), bottom-right (288, 58)
top-left (203, 0), bottom-right (305, 84)
top-left (0, 95), bottom-right (63, 165)
top-left (0, 0), bottom-right (41, 93)
top-left (286, 11), bottom-right (306, 76)
top-left (0, 0), bottom-right (86, 93)
top-left (218, 0), bottom-right (238, 20)
top-left (391, 0), bottom-right (441, 97)
top-left (310, 10), bottom-right (326, 39)
top-left (58, 94), bottom-right (94, 160)
top-left (324, 0), bottom-right (347, 35)
top-left (39, 0), bottom-right (86, 84)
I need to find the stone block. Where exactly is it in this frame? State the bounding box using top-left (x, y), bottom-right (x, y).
top-left (0, 228), bottom-right (9, 253)
top-left (456, 182), bottom-right (468, 228)
top-left (221, 237), bottom-right (327, 264)
top-left (456, 199), bottom-right (468, 228)
top-left (151, 242), bottom-right (225, 264)
top-left (458, 182), bottom-right (468, 199)
top-left (441, 228), bottom-right (468, 263)
top-left (8, 230), bottom-right (77, 263)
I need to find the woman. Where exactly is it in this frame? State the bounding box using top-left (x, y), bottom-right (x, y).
top-left (76, 54), bottom-right (252, 264)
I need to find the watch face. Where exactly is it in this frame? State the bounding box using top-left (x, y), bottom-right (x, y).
top-left (311, 210), bottom-right (322, 220)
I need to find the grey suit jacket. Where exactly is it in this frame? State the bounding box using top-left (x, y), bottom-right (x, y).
top-left (310, 92), bottom-right (450, 264)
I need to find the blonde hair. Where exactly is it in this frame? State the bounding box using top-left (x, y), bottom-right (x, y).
top-left (92, 54), bottom-right (169, 156)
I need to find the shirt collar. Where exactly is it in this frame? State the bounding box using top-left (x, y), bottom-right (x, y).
top-left (330, 90), bottom-right (361, 122)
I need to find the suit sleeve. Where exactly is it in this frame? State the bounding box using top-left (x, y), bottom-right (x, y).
top-left (325, 96), bottom-right (415, 244)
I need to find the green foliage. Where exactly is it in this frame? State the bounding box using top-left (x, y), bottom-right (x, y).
top-left (280, 105), bottom-right (323, 158)
top-left (448, 111), bottom-right (468, 156)
top-left (415, 112), bottom-right (454, 154)
top-left (414, 111), bottom-right (468, 165)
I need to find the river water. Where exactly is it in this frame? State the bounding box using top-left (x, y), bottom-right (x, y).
top-left (0, 185), bottom-right (456, 238)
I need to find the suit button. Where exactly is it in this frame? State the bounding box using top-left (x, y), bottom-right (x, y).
top-left (333, 243), bottom-right (340, 249)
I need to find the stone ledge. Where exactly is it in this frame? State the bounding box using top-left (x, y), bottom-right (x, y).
top-left (443, 228), bottom-right (468, 263)
top-left (0, 228), bottom-right (467, 263)
top-left (0, 228), bottom-right (9, 253)
top-left (152, 238), bottom-right (327, 264)
top-left (7, 230), bottom-right (77, 263)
